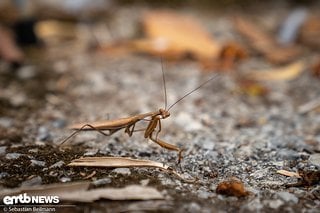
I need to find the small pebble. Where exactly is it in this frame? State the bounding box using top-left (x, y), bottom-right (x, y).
top-left (60, 177), bottom-right (71, 182)
top-left (277, 149), bottom-right (300, 160)
top-left (309, 153), bottom-right (320, 167)
top-left (5, 153), bottom-right (22, 160)
top-left (0, 146), bottom-right (7, 156)
top-left (188, 202), bottom-right (201, 212)
top-left (37, 126), bottom-right (51, 141)
top-left (49, 161), bottom-right (65, 169)
top-left (267, 199), bottom-right (284, 209)
top-left (17, 65), bottom-right (36, 79)
top-left (243, 198), bottom-right (263, 212)
top-left (277, 192), bottom-right (299, 204)
top-left (10, 93), bottom-right (27, 107)
top-left (0, 172), bottom-right (9, 179)
top-left (112, 168), bottom-right (131, 175)
top-left (30, 159), bottom-right (46, 167)
top-left (21, 176), bottom-right (42, 187)
top-left (0, 117), bottom-right (13, 128)
top-left (140, 179), bottom-right (150, 186)
top-left (93, 178), bottom-right (112, 186)
top-left (28, 148), bottom-right (39, 153)
top-left (84, 149), bottom-right (98, 156)
top-left (52, 119), bottom-right (67, 128)
top-left (198, 190), bottom-right (211, 199)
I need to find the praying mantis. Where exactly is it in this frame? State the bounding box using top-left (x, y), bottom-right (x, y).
top-left (61, 62), bottom-right (218, 163)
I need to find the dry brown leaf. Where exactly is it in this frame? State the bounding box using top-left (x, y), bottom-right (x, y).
top-left (0, 182), bottom-right (164, 203)
top-left (35, 20), bottom-right (77, 42)
top-left (129, 38), bottom-right (187, 60)
top-left (0, 25), bottom-right (24, 63)
top-left (311, 57), bottom-right (320, 78)
top-left (233, 16), bottom-right (273, 53)
top-left (216, 177), bottom-right (250, 197)
top-left (233, 16), bottom-right (301, 64)
top-left (142, 10), bottom-right (221, 60)
top-left (298, 97), bottom-right (320, 114)
top-left (247, 61), bottom-right (305, 81)
top-left (237, 79), bottom-right (269, 96)
top-left (300, 16), bottom-right (320, 49)
top-left (201, 42), bottom-right (247, 71)
top-left (69, 156), bottom-right (196, 183)
top-left (277, 170), bottom-right (301, 178)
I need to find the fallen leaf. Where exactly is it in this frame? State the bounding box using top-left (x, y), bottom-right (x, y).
top-left (300, 16), bottom-right (320, 49)
top-left (237, 79), bottom-right (269, 96)
top-left (247, 61), bottom-right (305, 81)
top-left (0, 25), bottom-right (24, 63)
top-left (142, 10), bottom-right (221, 60)
top-left (0, 182), bottom-right (164, 203)
top-left (35, 20), bottom-right (77, 42)
top-left (216, 177), bottom-right (250, 197)
top-left (129, 38), bottom-right (187, 60)
top-left (298, 96), bottom-right (320, 114)
top-left (233, 16), bottom-right (301, 64)
top-left (311, 57), bottom-right (320, 78)
top-left (68, 156), bottom-right (196, 183)
top-left (201, 42), bottom-right (247, 71)
top-left (277, 170), bottom-right (301, 178)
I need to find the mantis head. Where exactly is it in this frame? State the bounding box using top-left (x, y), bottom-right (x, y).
top-left (159, 108), bottom-right (170, 119)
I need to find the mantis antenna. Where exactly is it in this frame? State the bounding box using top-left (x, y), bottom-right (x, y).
top-left (167, 74), bottom-right (219, 111)
top-left (161, 58), bottom-right (168, 110)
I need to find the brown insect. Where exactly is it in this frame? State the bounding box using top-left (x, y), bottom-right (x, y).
top-left (61, 62), bottom-right (218, 163)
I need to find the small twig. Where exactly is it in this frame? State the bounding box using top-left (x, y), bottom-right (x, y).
top-left (298, 97), bottom-right (320, 114)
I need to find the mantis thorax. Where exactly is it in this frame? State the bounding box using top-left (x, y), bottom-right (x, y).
top-left (159, 108), bottom-right (170, 119)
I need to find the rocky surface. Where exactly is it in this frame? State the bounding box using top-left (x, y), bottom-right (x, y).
top-left (0, 3), bottom-right (319, 213)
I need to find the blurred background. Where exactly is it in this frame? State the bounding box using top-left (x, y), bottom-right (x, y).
top-left (0, 1), bottom-right (319, 212)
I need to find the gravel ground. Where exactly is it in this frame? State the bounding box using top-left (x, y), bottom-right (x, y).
top-left (0, 5), bottom-right (320, 213)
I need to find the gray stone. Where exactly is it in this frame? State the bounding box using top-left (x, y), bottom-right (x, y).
top-left (5, 153), bottom-right (22, 160)
top-left (84, 149), bottom-right (98, 156)
top-left (277, 192), bottom-right (299, 204)
top-left (37, 126), bottom-right (51, 141)
top-left (140, 179), bottom-right (150, 186)
top-left (309, 153), bottom-right (320, 167)
top-left (0, 117), bottom-right (13, 128)
top-left (0, 146), bottom-right (6, 156)
top-left (21, 176), bottom-right (42, 187)
top-left (17, 65), bottom-right (36, 79)
top-left (93, 178), bottom-right (112, 186)
top-left (188, 202), bottom-right (201, 212)
top-left (267, 199), bottom-right (284, 209)
top-left (60, 177), bottom-right (71, 182)
top-left (30, 159), bottom-right (46, 167)
top-left (277, 149), bottom-right (300, 160)
top-left (242, 198), bottom-right (263, 212)
top-left (112, 168), bottom-right (131, 175)
top-left (49, 161), bottom-right (65, 168)
top-left (28, 148), bottom-right (39, 153)
top-left (0, 172), bottom-right (9, 179)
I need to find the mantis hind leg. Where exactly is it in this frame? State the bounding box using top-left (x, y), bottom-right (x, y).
top-left (60, 124), bottom-right (119, 145)
top-left (149, 134), bottom-right (183, 163)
